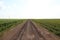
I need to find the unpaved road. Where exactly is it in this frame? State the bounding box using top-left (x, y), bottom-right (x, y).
top-left (1, 20), bottom-right (60, 40)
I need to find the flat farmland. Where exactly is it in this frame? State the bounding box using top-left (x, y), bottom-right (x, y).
top-left (0, 19), bottom-right (24, 32)
top-left (0, 19), bottom-right (24, 37)
top-left (33, 19), bottom-right (60, 37)
top-left (0, 19), bottom-right (60, 40)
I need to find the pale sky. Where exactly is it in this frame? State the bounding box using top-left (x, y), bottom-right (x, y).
top-left (0, 0), bottom-right (60, 19)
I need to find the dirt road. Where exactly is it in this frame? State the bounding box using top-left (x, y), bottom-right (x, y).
top-left (2, 20), bottom-right (60, 40)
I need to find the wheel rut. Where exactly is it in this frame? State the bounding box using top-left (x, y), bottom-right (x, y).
top-left (10, 20), bottom-right (45, 40)
top-left (2, 20), bottom-right (60, 40)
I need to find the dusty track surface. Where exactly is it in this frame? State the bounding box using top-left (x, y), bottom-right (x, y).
top-left (2, 20), bottom-right (60, 40)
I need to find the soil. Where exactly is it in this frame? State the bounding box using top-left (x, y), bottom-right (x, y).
top-left (1, 20), bottom-right (60, 40)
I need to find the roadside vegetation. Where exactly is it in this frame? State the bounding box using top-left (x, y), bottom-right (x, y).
top-left (0, 19), bottom-right (24, 32)
top-left (33, 19), bottom-right (60, 37)
top-left (0, 19), bottom-right (24, 37)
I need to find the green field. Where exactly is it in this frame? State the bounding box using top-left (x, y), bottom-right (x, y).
top-left (33, 19), bottom-right (60, 36)
top-left (0, 19), bottom-right (24, 32)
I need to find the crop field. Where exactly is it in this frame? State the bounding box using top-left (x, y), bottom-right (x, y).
top-left (0, 19), bottom-right (60, 40)
top-left (33, 19), bottom-right (60, 36)
top-left (0, 19), bottom-right (24, 32)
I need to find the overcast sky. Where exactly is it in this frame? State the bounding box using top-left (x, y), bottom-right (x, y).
top-left (0, 0), bottom-right (60, 19)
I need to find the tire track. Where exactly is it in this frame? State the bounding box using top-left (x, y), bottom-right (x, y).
top-left (10, 21), bottom-right (28, 40)
top-left (4, 20), bottom-right (60, 40)
top-left (30, 21), bottom-right (46, 40)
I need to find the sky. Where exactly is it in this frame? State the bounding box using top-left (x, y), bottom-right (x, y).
top-left (0, 0), bottom-right (60, 19)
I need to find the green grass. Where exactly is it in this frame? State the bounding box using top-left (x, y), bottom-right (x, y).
top-left (33, 19), bottom-right (60, 36)
top-left (0, 19), bottom-right (24, 32)
top-left (0, 19), bottom-right (25, 37)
